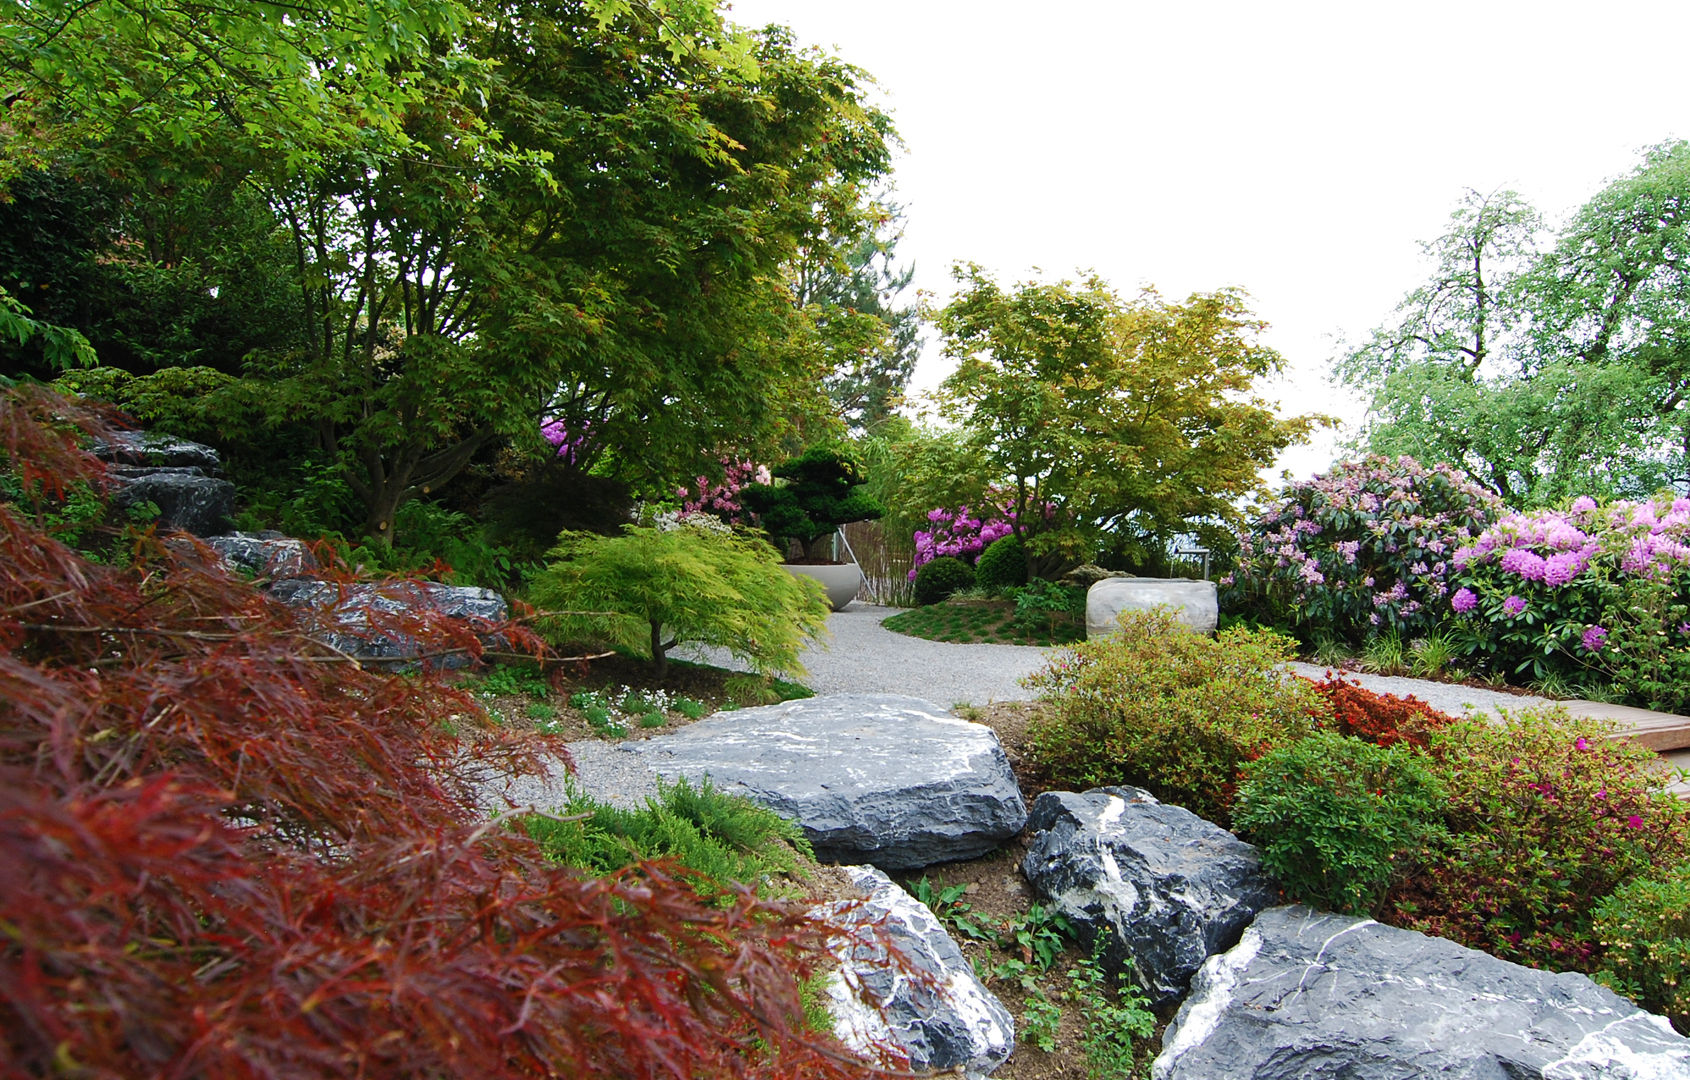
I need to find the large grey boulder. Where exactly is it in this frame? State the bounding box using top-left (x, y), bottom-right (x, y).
top-left (92, 429), bottom-right (222, 471)
top-left (109, 467), bottom-right (236, 536)
top-left (1086, 576), bottom-right (1217, 637)
top-left (1021, 787), bottom-right (1280, 1006)
top-left (628, 694), bottom-right (1027, 869)
top-left (207, 531), bottom-right (316, 579)
top-left (820, 865), bottom-right (1014, 1077)
top-left (1155, 905), bottom-right (1690, 1080)
top-left (89, 430), bottom-right (235, 537)
top-left (270, 578), bottom-right (507, 668)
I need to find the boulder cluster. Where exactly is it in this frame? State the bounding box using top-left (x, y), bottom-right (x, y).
top-left (573, 693), bottom-right (1690, 1079)
top-left (94, 430), bottom-right (505, 667)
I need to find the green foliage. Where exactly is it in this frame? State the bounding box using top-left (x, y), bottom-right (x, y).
top-left (478, 662), bottom-right (552, 699)
top-left (523, 777), bottom-right (812, 903)
top-left (1341, 145), bottom-right (1690, 504)
top-left (1593, 862), bottom-right (1690, 1033)
top-left (1236, 731), bottom-right (1448, 915)
top-left (530, 522), bottom-right (829, 680)
top-left (1024, 610), bottom-right (1326, 827)
top-left (739, 445), bottom-right (886, 561)
top-left (906, 876), bottom-right (991, 943)
top-left (912, 555), bottom-right (975, 606)
top-left (974, 533), bottom-right (1028, 591)
top-left (881, 597), bottom-right (1084, 646)
top-left (937, 264), bottom-right (1324, 571)
top-left (1010, 578), bottom-right (1085, 634)
top-left (1066, 951), bottom-right (1156, 1080)
top-left (1391, 709), bottom-right (1690, 974)
top-left (1019, 990), bottom-right (1062, 1053)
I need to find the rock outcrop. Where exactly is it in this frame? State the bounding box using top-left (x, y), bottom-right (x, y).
top-left (1154, 905), bottom-right (1690, 1080)
top-left (93, 431), bottom-right (235, 537)
top-left (1085, 576), bottom-right (1217, 637)
top-left (207, 531), bottom-right (316, 579)
top-left (628, 694), bottom-right (1027, 869)
top-left (820, 865), bottom-right (1014, 1077)
top-left (1021, 787), bottom-right (1280, 1005)
top-left (269, 578), bottom-right (507, 668)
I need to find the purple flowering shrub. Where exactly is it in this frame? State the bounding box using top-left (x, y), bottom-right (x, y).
top-left (1386, 709), bottom-right (1690, 977)
top-left (1224, 456), bottom-right (1500, 643)
top-left (906, 504), bottom-right (1015, 580)
top-left (1449, 495), bottom-right (1690, 709)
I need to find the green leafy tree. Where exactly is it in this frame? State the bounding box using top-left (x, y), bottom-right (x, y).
top-left (1342, 144), bottom-right (1690, 505)
top-left (528, 521), bottom-right (830, 680)
top-left (937, 265), bottom-right (1322, 575)
top-left (792, 197), bottom-right (923, 432)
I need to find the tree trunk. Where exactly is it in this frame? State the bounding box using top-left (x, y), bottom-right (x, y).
top-left (650, 620), bottom-right (668, 680)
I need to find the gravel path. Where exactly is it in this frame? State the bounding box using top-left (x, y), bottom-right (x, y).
top-left (676, 603), bottom-right (1057, 706)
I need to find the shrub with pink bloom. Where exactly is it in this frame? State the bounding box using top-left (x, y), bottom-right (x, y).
top-left (1450, 494), bottom-right (1690, 708)
top-left (673, 457), bottom-right (771, 528)
top-left (1224, 455), bottom-right (1500, 643)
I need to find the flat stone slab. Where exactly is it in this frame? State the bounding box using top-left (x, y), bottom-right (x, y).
top-left (819, 865), bottom-right (1014, 1076)
top-left (1154, 905), bottom-right (1690, 1080)
top-left (1022, 787), bottom-right (1279, 1005)
top-left (627, 693), bottom-right (1027, 869)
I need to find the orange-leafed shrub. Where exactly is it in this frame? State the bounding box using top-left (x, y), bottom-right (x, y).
top-left (1308, 673), bottom-right (1459, 748)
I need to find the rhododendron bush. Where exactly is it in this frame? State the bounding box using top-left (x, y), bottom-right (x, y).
top-left (1224, 455), bottom-right (1500, 643)
top-left (0, 388), bottom-right (876, 1079)
top-left (1449, 495), bottom-right (1690, 708)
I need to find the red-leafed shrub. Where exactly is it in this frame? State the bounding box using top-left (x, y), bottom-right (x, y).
top-left (0, 387), bottom-right (880, 1079)
top-left (1307, 673), bottom-right (1459, 748)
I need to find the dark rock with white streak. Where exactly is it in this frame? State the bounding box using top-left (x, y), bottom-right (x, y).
top-left (269, 578), bottom-right (507, 668)
top-left (628, 694), bottom-right (1026, 869)
top-left (207, 531), bottom-right (316, 579)
top-left (820, 865), bottom-right (1014, 1077)
top-left (1021, 787), bottom-right (1280, 1005)
top-left (91, 429), bottom-right (222, 471)
top-left (1154, 905), bottom-right (1690, 1079)
top-left (109, 467), bottom-right (235, 536)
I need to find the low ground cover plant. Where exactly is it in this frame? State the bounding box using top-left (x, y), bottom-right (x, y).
top-left (1023, 609), bottom-right (1326, 826)
top-left (523, 777), bottom-right (814, 904)
top-left (1593, 862), bottom-right (1690, 1033)
top-left (1307, 673), bottom-right (1458, 748)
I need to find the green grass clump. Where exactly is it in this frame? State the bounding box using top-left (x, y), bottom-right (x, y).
top-left (523, 777), bottom-right (812, 903)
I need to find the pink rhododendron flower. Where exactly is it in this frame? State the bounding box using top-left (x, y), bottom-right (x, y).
top-left (1502, 595), bottom-right (1527, 617)
top-left (1580, 625), bottom-right (1608, 652)
top-left (1450, 587), bottom-right (1478, 613)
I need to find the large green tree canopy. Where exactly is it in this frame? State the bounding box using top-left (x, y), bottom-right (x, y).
top-left (1, 0), bottom-right (895, 545)
top-left (1340, 141), bottom-right (1690, 506)
top-left (934, 265), bottom-right (1323, 572)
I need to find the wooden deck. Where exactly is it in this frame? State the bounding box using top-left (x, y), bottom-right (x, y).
top-left (1557, 699), bottom-right (1690, 798)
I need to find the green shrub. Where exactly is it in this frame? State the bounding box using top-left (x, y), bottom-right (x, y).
top-left (1023, 609), bottom-right (1327, 827)
top-left (1593, 863), bottom-right (1690, 1033)
top-left (1389, 708), bottom-right (1690, 974)
top-left (522, 777), bottom-right (812, 903)
top-left (912, 555), bottom-right (975, 606)
top-left (528, 521), bottom-right (829, 679)
top-left (974, 533), bottom-right (1027, 591)
top-left (1235, 731), bottom-right (1447, 915)
top-left (1010, 578), bottom-right (1084, 633)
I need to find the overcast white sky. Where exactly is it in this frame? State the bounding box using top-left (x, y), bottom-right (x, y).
top-left (724, 0), bottom-right (1690, 479)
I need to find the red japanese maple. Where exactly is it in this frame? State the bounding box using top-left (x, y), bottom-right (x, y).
top-left (0, 386), bottom-right (882, 1079)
